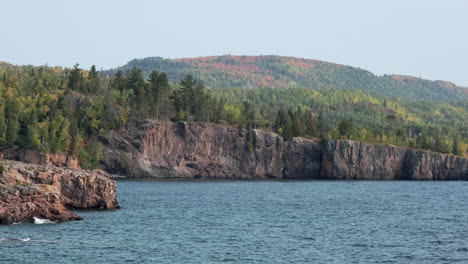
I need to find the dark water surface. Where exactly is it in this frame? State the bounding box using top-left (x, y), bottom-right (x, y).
top-left (2, 180), bottom-right (468, 263)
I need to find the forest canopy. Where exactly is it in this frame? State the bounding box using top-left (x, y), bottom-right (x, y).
top-left (0, 63), bottom-right (466, 169)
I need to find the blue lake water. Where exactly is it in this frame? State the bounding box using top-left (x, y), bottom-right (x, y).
top-left (1, 180), bottom-right (468, 263)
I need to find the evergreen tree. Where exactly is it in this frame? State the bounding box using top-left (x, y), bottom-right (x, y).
top-left (179, 74), bottom-right (196, 114)
top-left (338, 119), bottom-right (353, 139)
top-left (292, 108), bottom-right (305, 137)
top-left (87, 65), bottom-right (100, 93)
top-left (111, 70), bottom-right (127, 91)
top-left (149, 70), bottom-right (160, 115)
top-left (4, 97), bottom-right (20, 146)
top-left (0, 102), bottom-right (6, 146)
top-left (433, 133), bottom-right (450, 153)
top-left (193, 80), bottom-right (207, 120)
top-left (282, 113), bottom-right (293, 140)
top-left (246, 122), bottom-right (255, 152)
top-left (155, 72), bottom-right (171, 117)
top-left (304, 110), bottom-right (318, 137)
top-left (127, 68), bottom-right (146, 112)
top-left (452, 135), bottom-right (463, 156)
top-left (317, 110), bottom-right (326, 138)
top-left (68, 64), bottom-right (83, 91)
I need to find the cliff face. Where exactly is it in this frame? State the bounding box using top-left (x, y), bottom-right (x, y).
top-left (321, 140), bottom-right (468, 180)
top-left (283, 137), bottom-right (323, 179)
top-left (101, 121), bottom-right (284, 179)
top-left (0, 160), bottom-right (118, 225)
top-left (100, 121), bottom-right (468, 180)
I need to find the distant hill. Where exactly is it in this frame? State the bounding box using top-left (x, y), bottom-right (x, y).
top-left (110, 55), bottom-right (468, 102)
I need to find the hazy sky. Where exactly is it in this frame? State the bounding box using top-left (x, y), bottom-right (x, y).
top-left (2, 0), bottom-right (468, 85)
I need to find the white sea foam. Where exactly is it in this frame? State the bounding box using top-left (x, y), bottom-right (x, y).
top-left (33, 217), bottom-right (56, 224)
top-left (0, 238), bottom-right (31, 242)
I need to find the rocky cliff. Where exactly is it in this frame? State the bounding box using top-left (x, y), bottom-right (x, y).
top-left (100, 121), bottom-right (468, 180)
top-left (0, 160), bottom-right (119, 225)
top-left (321, 140), bottom-right (468, 180)
top-left (101, 121), bottom-right (284, 179)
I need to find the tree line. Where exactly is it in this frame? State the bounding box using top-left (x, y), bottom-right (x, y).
top-left (0, 64), bottom-right (466, 170)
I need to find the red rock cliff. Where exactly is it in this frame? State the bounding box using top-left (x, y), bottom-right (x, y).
top-left (100, 121), bottom-right (468, 180)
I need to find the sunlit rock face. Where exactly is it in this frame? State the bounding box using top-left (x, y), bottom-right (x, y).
top-left (0, 160), bottom-right (118, 225)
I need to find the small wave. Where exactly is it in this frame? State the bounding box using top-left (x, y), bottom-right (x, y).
top-left (0, 238), bottom-right (31, 242)
top-left (33, 217), bottom-right (56, 224)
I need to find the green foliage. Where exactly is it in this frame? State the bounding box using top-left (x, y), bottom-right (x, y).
top-left (68, 64), bottom-right (83, 91)
top-left (246, 123), bottom-right (255, 152)
top-left (338, 119), bottom-right (354, 139)
top-left (112, 55), bottom-right (468, 103)
top-left (78, 141), bottom-right (103, 169)
top-left (171, 75), bottom-right (214, 122)
top-left (0, 61), bottom-right (466, 170)
top-left (118, 150), bottom-right (128, 171)
top-left (453, 135), bottom-right (463, 156)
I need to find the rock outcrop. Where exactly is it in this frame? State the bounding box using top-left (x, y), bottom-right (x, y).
top-left (0, 160), bottom-right (118, 225)
top-left (100, 121), bottom-right (468, 180)
top-left (0, 148), bottom-right (80, 169)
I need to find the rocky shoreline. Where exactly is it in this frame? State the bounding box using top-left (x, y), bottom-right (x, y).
top-left (0, 160), bottom-right (119, 225)
top-left (1, 121), bottom-right (466, 225)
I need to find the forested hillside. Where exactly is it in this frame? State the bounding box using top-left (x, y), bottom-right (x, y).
top-left (0, 64), bottom-right (466, 171)
top-left (111, 55), bottom-right (468, 102)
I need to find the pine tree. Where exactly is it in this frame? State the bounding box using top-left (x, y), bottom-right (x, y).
top-left (87, 65), bottom-right (100, 93)
top-left (4, 97), bottom-right (20, 146)
top-left (338, 119), bottom-right (353, 139)
top-left (317, 110), bottom-right (326, 138)
top-left (68, 64), bottom-right (83, 91)
top-left (155, 72), bottom-right (171, 117)
top-left (433, 133), bottom-right (449, 153)
top-left (127, 68), bottom-right (146, 113)
top-left (111, 70), bottom-right (127, 91)
top-left (304, 110), bottom-right (318, 137)
top-left (179, 74), bottom-right (196, 114)
top-left (282, 111), bottom-right (293, 140)
top-left (193, 81), bottom-right (207, 120)
top-left (452, 135), bottom-right (462, 156)
top-left (149, 70), bottom-right (160, 115)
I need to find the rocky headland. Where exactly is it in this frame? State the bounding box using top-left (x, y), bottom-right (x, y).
top-left (0, 160), bottom-right (118, 225)
top-left (100, 121), bottom-right (468, 180)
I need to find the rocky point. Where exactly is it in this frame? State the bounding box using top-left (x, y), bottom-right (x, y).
top-left (0, 160), bottom-right (119, 225)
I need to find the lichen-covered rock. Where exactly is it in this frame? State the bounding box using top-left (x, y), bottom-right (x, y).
top-left (0, 160), bottom-right (119, 225)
